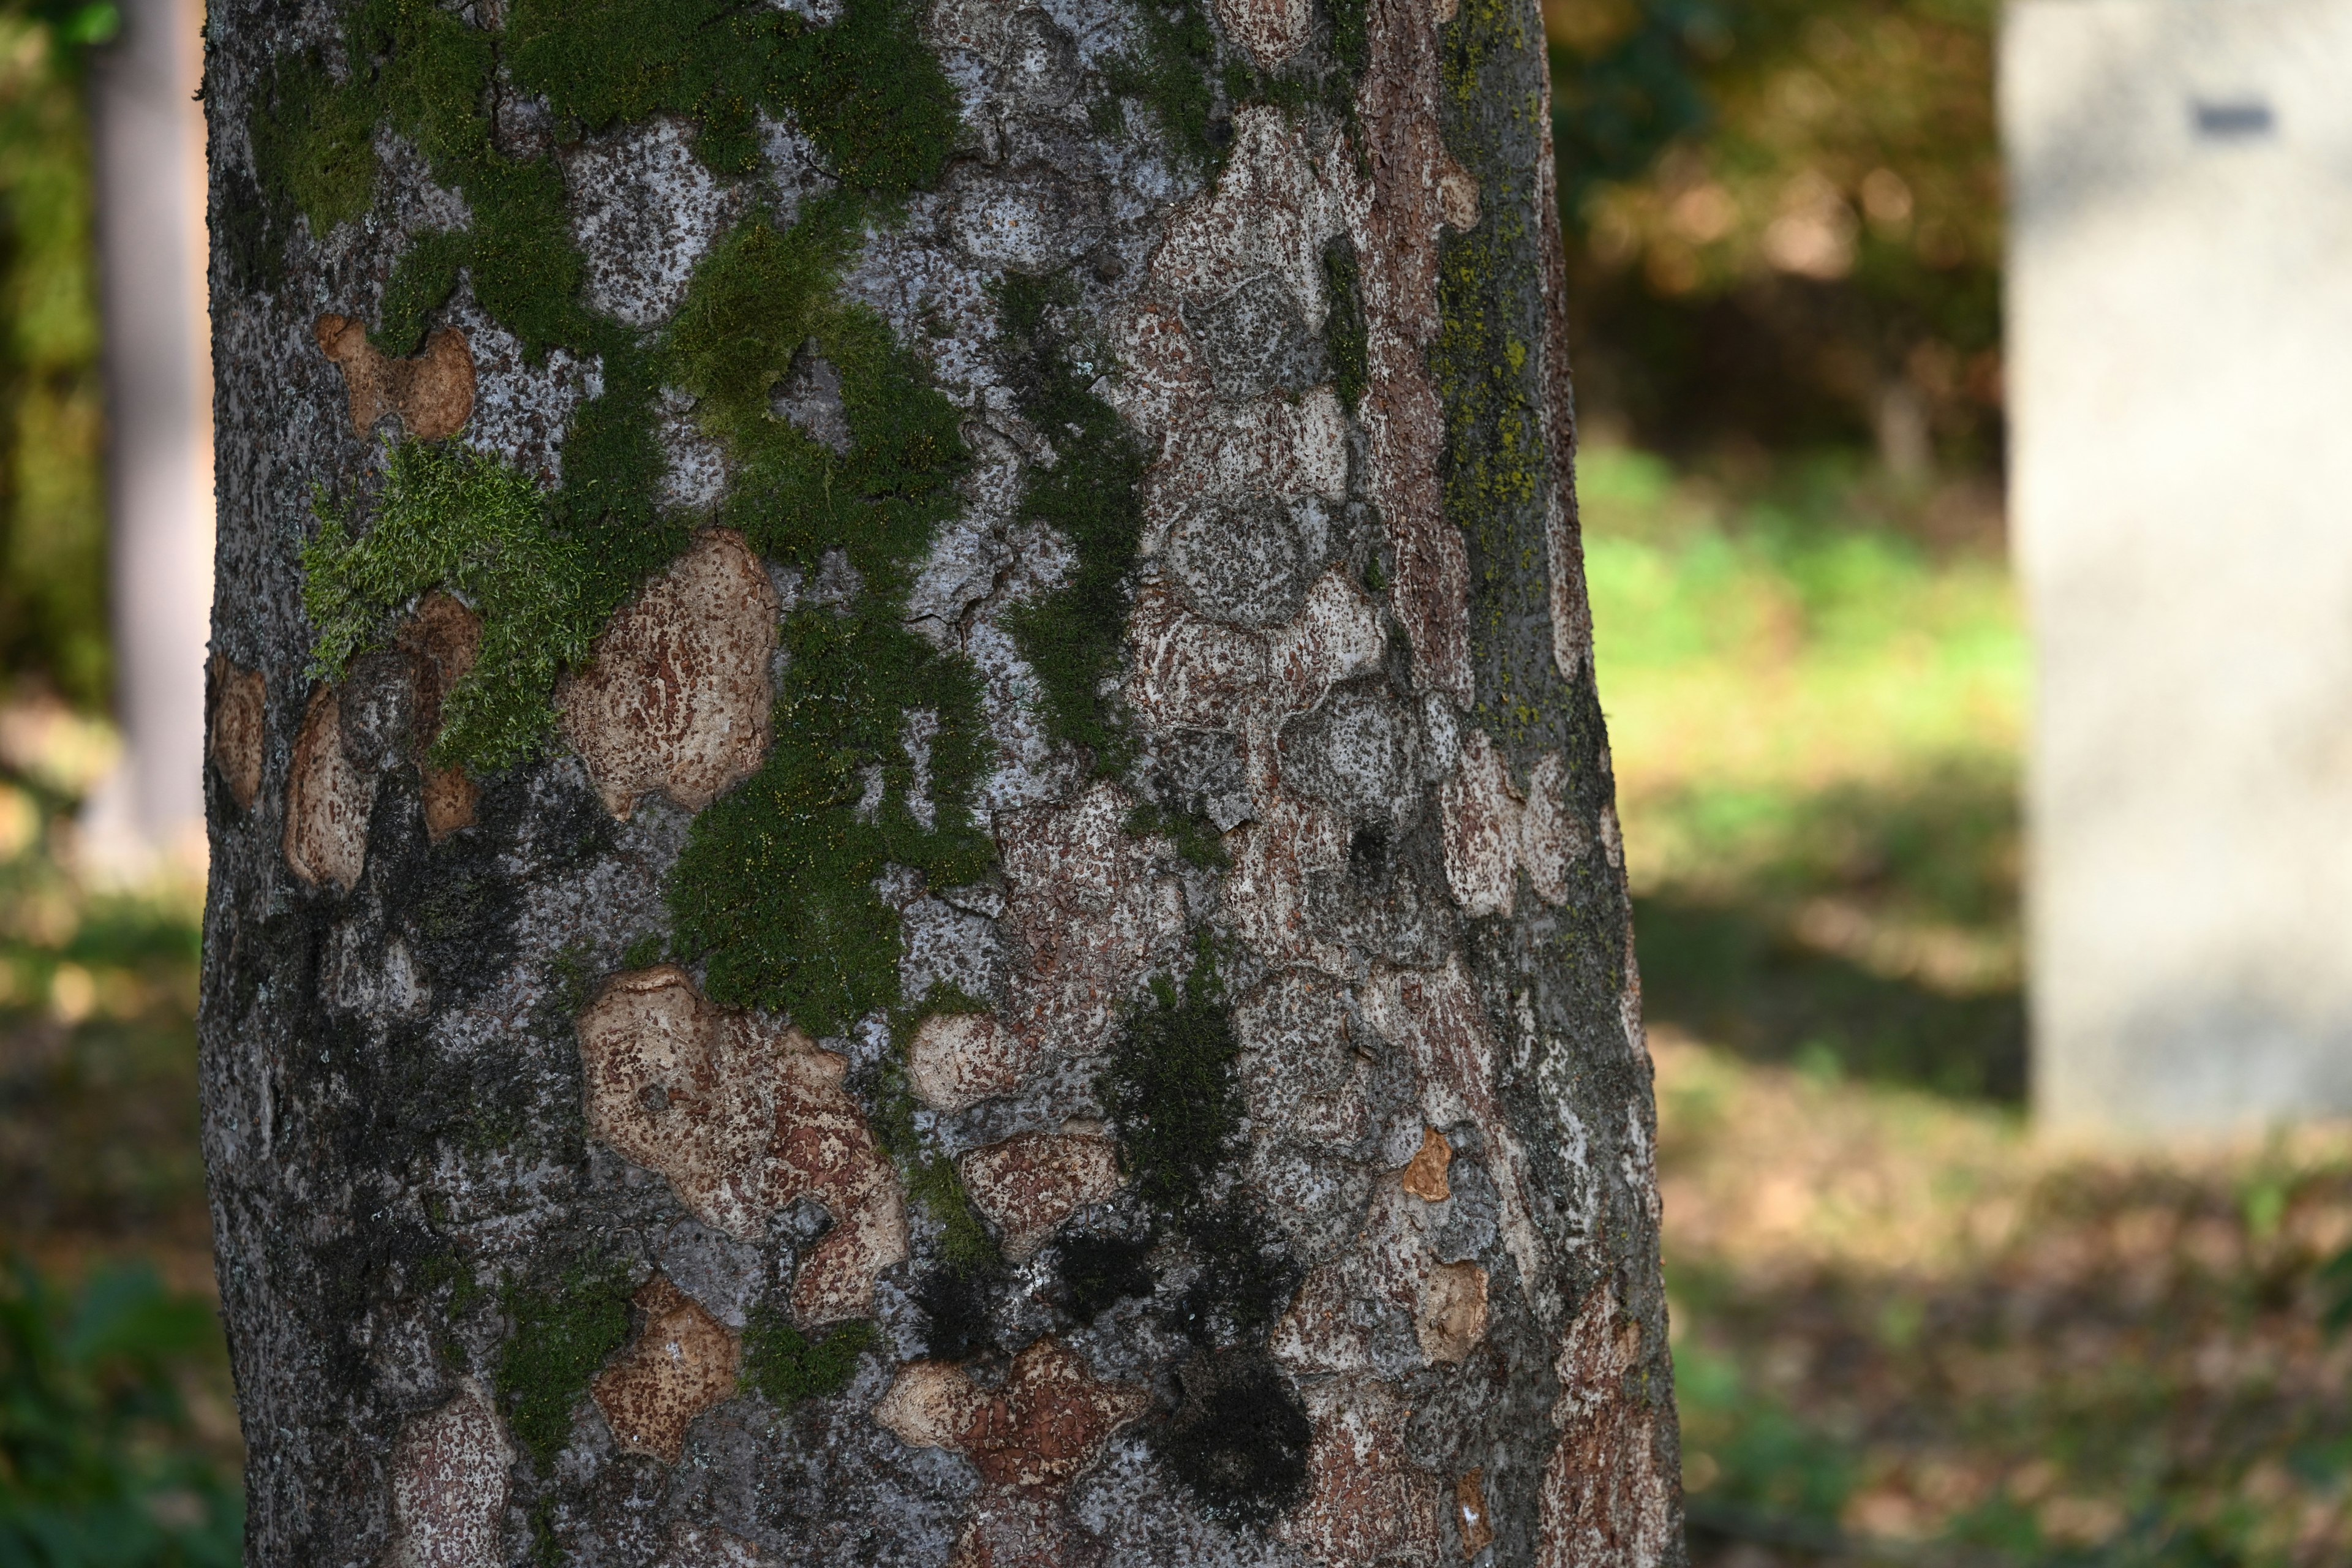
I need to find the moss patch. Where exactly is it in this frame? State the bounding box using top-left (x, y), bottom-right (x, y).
top-left (1155, 1348), bottom-right (1313, 1526)
top-left (303, 442), bottom-right (595, 772)
top-left (660, 206), bottom-right (993, 1035)
top-left (863, 1034), bottom-right (998, 1272)
top-left (741, 1310), bottom-right (878, 1408)
top-left (1100, 964), bottom-right (1240, 1216)
top-left (995, 273), bottom-right (1150, 772)
top-left (1320, 233), bottom-right (1367, 416)
top-left (496, 1264), bottom-right (634, 1468)
top-left (1057, 1232), bottom-right (1155, 1322)
top-left (505, 0), bottom-right (955, 194)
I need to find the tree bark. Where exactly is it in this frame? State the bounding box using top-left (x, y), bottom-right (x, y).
top-left (200, 0), bottom-right (1683, 1561)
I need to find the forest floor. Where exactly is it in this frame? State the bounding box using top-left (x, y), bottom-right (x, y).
top-left (2, 448), bottom-right (2348, 1564)
top-left (1586, 447), bottom-right (2352, 1567)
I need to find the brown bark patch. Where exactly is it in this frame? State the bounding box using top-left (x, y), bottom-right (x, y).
top-left (1274, 1378), bottom-right (1445, 1562)
top-left (396, 593), bottom-right (484, 839)
top-left (387, 1379), bottom-right (513, 1568)
top-left (283, 686), bottom-right (370, 891)
top-left (1456, 1468), bottom-right (1496, 1556)
top-left (1538, 1286), bottom-right (1678, 1568)
top-left (1212, 0), bottom-right (1310, 69)
top-left (1400, 1126), bottom-right (1453, 1202)
top-left (557, 529), bottom-right (777, 820)
top-left (207, 656), bottom-right (266, 811)
top-left (590, 1274), bottom-right (742, 1465)
top-left (957, 1133), bottom-right (1121, 1259)
top-left (576, 967), bottom-right (907, 1321)
top-left (907, 1012), bottom-right (1036, 1114)
top-left (1355, 0), bottom-right (1474, 703)
top-left (314, 316), bottom-right (476, 440)
top-left (875, 1338), bottom-right (1146, 1491)
top-left (1415, 1261), bottom-right (1490, 1364)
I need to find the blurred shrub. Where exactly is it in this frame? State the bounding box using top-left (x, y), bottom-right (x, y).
top-left (0, 1259), bottom-right (239, 1568)
top-left (0, 1), bottom-right (109, 712)
top-left (1548, 0), bottom-right (2002, 475)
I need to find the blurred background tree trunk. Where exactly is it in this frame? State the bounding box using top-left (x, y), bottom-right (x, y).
top-left (200, 0), bottom-right (1679, 1562)
top-left (81, 0), bottom-right (211, 879)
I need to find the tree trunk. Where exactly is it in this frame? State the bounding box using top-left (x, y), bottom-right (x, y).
top-left (85, 0), bottom-right (213, 875)
top-left (199, 0), bottom-right (1683, 1560)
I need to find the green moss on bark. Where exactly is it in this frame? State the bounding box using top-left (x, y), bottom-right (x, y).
top-left (994, 274), bottom-right (1149, 772)
top-left (303, 442), bottom-right (600, 773)
top-left (496, 1264), bottom-right (634, 1468)
top-left (741, 1311), bottom-right (878, 1407)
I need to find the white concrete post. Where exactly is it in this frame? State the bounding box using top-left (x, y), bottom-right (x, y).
top-left (2007, 0), bottom-right (2352, 1134)
top-left (81, 0), bottom-right (213, 878)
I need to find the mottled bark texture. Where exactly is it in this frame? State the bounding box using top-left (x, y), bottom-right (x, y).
top-left (199, 0), bottom-right (1683, 1559)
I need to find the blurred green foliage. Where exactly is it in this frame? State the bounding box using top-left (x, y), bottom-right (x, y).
top-left (0, 2), bottom-right (108, 712)
top-left (1548, 0), bottom-right (2002, 471)
top-left (0, 1260), bottom-right (239, 1568)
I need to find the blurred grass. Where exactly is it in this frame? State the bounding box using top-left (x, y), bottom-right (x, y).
top-left (1588, 443), bottom-right (2026, 1098)
top-left (0, 732), bottom-right (232, 1567)
top-left (1589, 448), bottom-right (2352, 1567)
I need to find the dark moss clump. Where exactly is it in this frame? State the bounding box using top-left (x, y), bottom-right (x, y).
top-left (1099, 963), bottom-right (1241, 1215)
top-left (912, 1265), bottom-right (999, 1362)
top-left (1172, 1201), bottom-right (1298, 1346)
top-left (993, 273), bottom-right (1150, 772)
top-left (496, 1264), bottom-right (634, 1468)
top-left (741, 1310), bottom-right (878, 1408)
top-left (1155, 1349), bottom-right (1312, 1526)
top-left (1056, 1232), bottom-right (1155, 1322)
top-left (505, 0), bottom-right (954, 194)
top-left (1320, 234), bottom-right (1368, 416)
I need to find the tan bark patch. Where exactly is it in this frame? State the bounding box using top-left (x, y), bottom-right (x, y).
top-left (387, 1379), bottom-right (512, 1568)
top-left (576, 967), bottom-right (907, 1321)
top-left (590, 1275), bottom-right (742, 1465)
top-left (1223, 794), bottom-right (1351, 974)
top-left (1274, 1377), bottom-right (1445, 1562)
top-left (874, 1338), bottom-right (1146, 1491)
top-left (397, 594), bottom-right (484, 840)
top-left (284, 686), bottom-right (370, 891)
top-left (1457, 1468), bottom-right (1496, 1556)
top-left (1436, 163), bottom-right (1481, 231)
top-left (1401, 1126), bottom-right (1453, 1201)
top-left (1126, 584), bottom-right (1268, 733)
top-left (558, 529), bottom-right (778, 820)
top-left (1416, 1261), bottom-right (1489, 1364)
top-left (1264, 570), bottom-right (1387, 714)
top-left (1537, 1286), bottom-right (1676, 1568)
top-left (907, 1011), bottom-right (1035, 1113)
top-left (314, 316), bottom-right (476, 441)
top-left (208, 656), bottom-right (266, 811)
top-left (957, 1133), bottom-right (1121, 1258)
top-left (1441, 731), bottom-right (1581, 918)
top-left (1212, 0), bottom-right (1311, 70)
